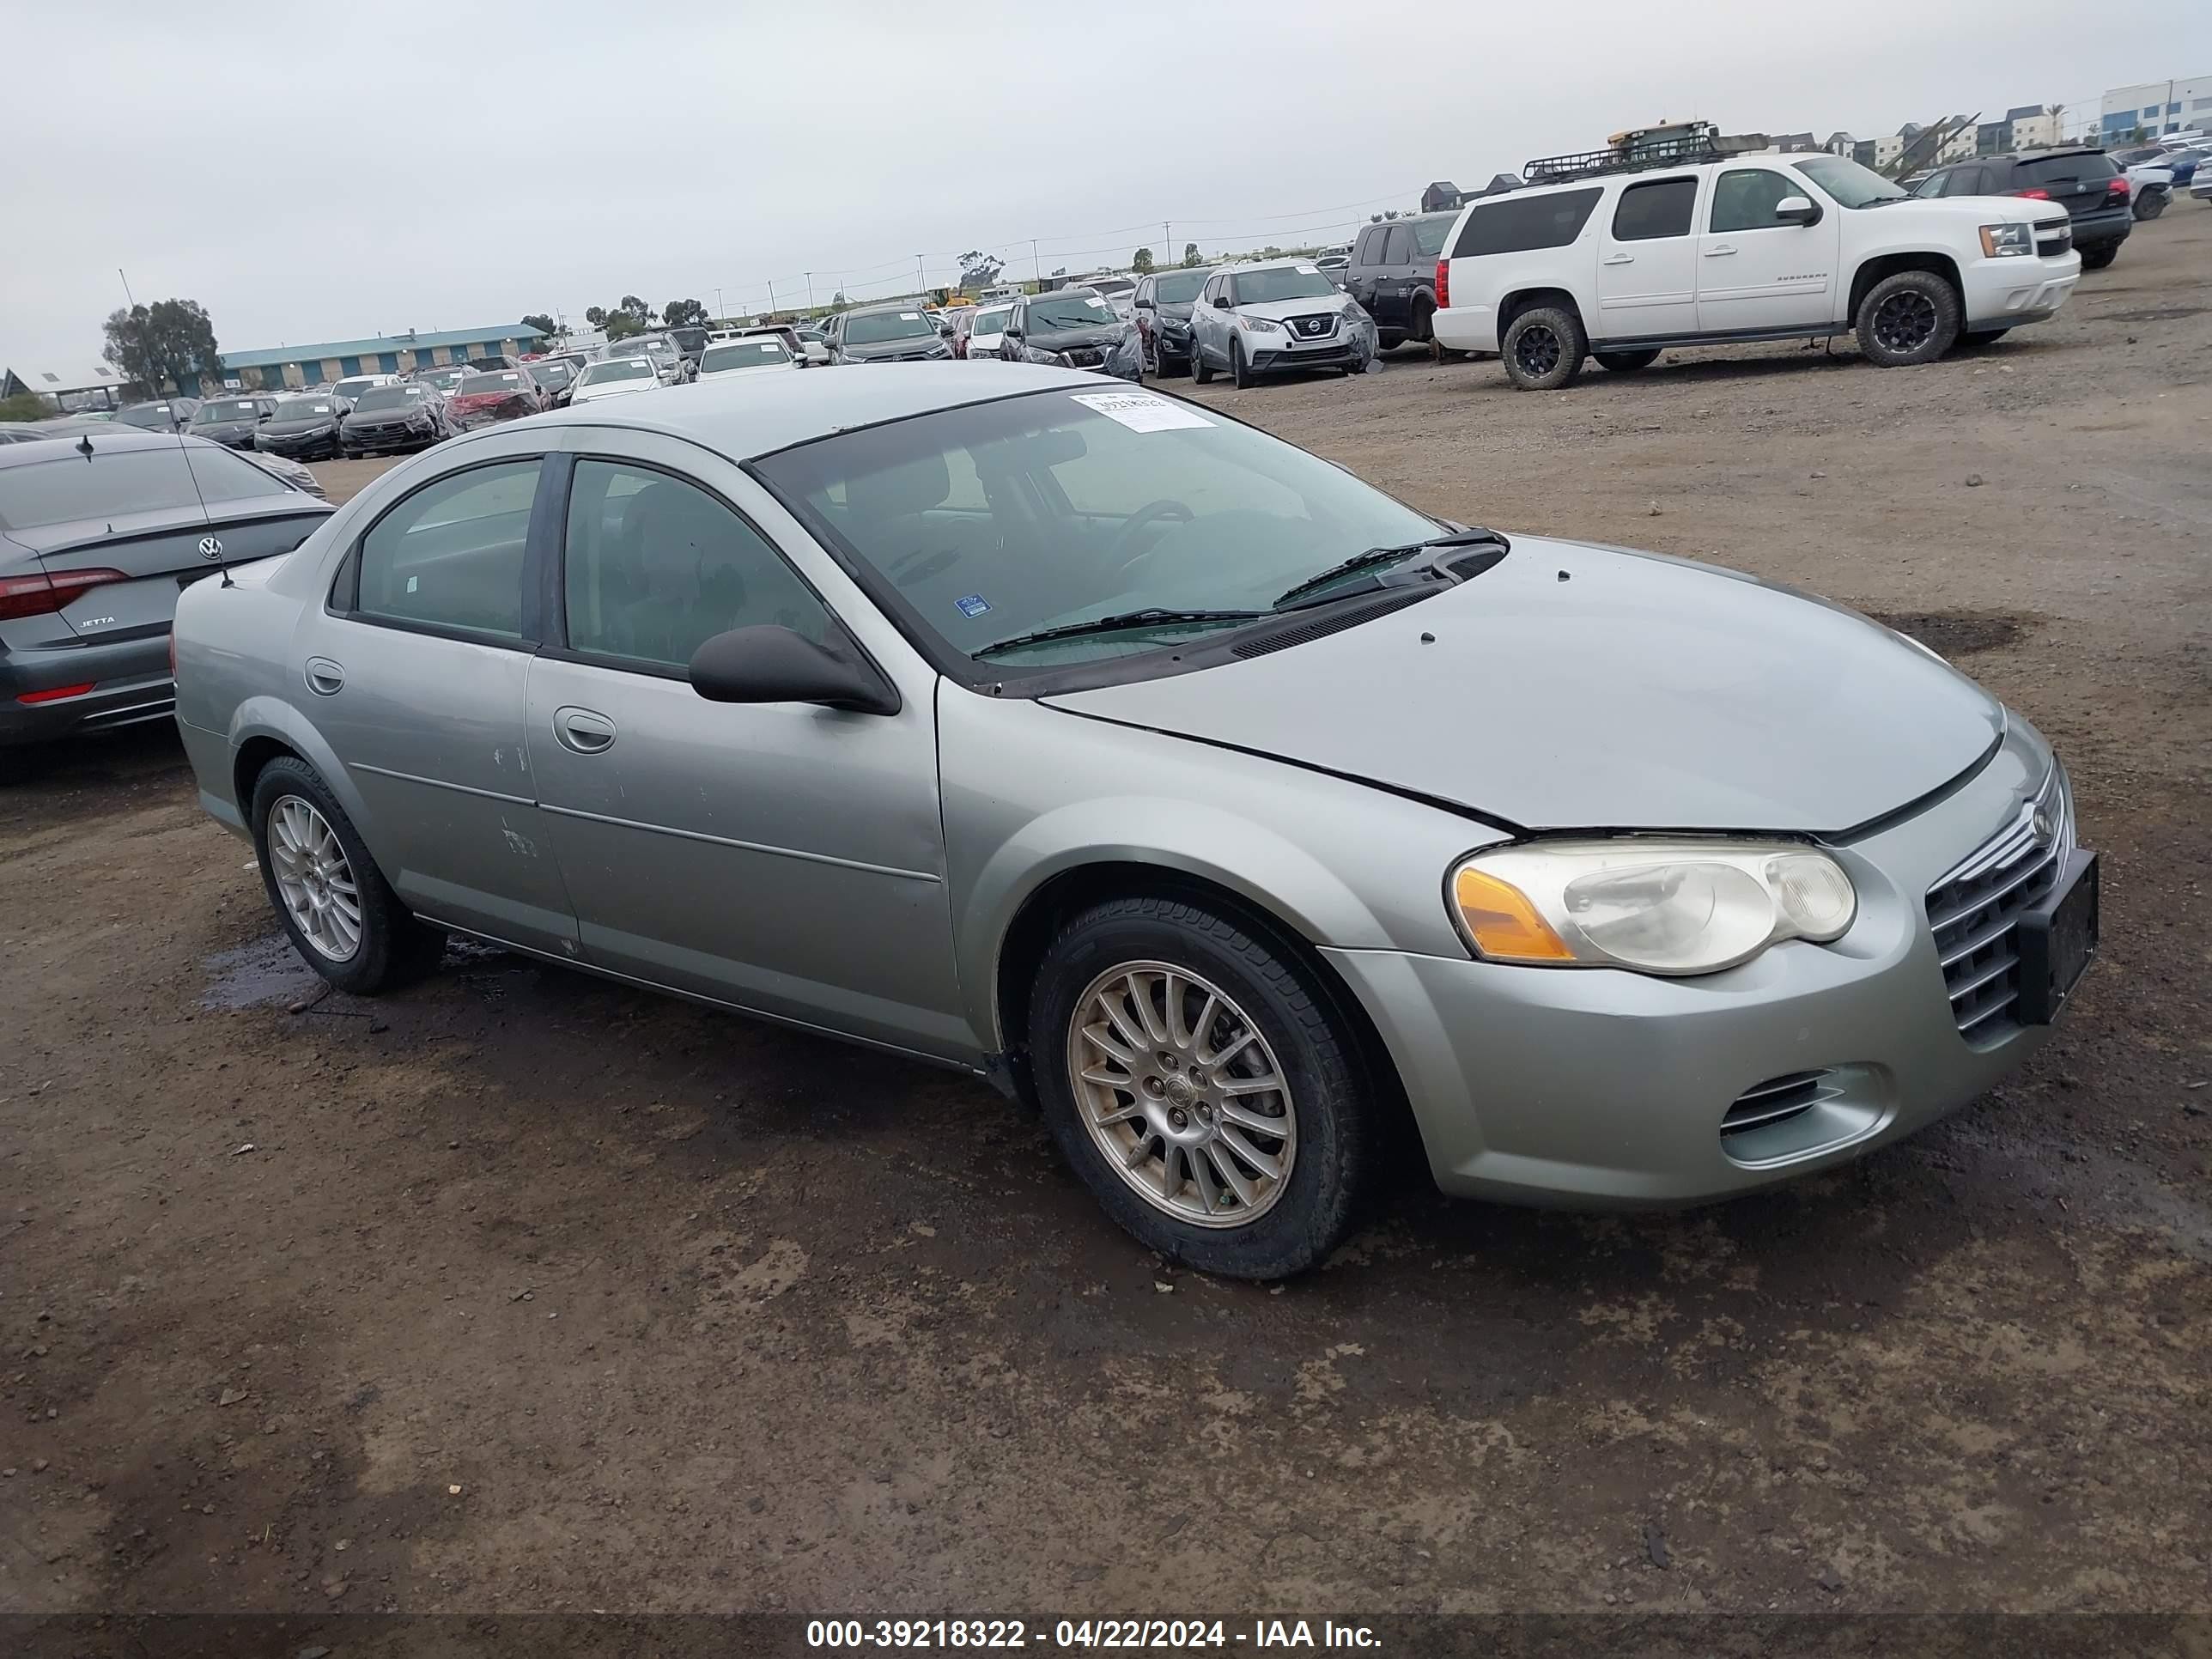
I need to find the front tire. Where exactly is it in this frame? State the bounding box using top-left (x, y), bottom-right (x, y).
top-left (1029, 896), bottom-right (1372, 1279)
top-left (1593, 348), bottom-right (1662, 374)
top-left (1854, 270), bottom-right (1960, 367)
top-left (1190, 336), bottom-right (1214, 384)
top-left (250, 757), bottom-right (444, 995)
top-left (1230, 337), bottom-right (1255, 389)
top-left (1499, 304), bottom-right (1587, 390)
top-left (2080, 244), bottom-right (2119, 270)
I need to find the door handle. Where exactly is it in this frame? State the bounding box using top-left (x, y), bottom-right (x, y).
top-left (552, 706), bottom-right (616, 755)
top-left (1705, 244), bottom-right (1738, 257)
top-left (1601, 252), bottom-right (1635, 265)
top-left (304, 657), bottom-right (344, 696)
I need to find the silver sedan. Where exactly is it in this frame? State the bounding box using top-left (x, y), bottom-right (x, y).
top-left (172, 365), bottom-right (2096, 1278)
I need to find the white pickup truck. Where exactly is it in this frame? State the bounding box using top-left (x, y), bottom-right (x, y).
top-left (1431, 151), bottom-right (2081, 389)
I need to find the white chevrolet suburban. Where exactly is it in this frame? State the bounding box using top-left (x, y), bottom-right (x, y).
top-left (1431, 151), bottom-right (2081, 389)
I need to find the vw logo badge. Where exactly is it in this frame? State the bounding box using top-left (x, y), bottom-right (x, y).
top-left (197, 535), bottom-right (224, 562)
top-left (2030, 807), bottom-right (2053, 846)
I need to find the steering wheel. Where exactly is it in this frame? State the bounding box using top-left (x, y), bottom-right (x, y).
top-left (1105, 499), bottom-right (1195, 573)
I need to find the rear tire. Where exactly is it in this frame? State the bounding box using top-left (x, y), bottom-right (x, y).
top-left (1854, 270), bottom-right (1960, 367)
top-left (1028, 896), bottom-right (1373, 1279)
top-left (2134, 188), bottom-right (2166, 222)
top-left (1230, 337), bottom-right (1255, 389)
top-left (1409, 297), bottom-right (1435, 344)
top-left (1593, 348), bottom-right (1662, 374)
top-left (2080, 244), bottom-right (2119, 270)
top-left (249, 757), bottom-right (445, 996)
top-left (1499, 304), bottom-right (1587, 390)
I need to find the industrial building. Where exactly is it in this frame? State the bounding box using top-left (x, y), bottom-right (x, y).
top-left (203, 324), bottom-right (550, 394)
top-left (0, 362), bottom-right (131, 411)
top-left (2101, 76), bottom-right (2212, 140)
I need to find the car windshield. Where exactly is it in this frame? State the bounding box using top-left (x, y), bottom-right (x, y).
top-left (530, 360), bottom-right (574, 383)
top-left (279, 401), bottom-right (336, 419)
top-left (1411, 216), bottom-right (1455, 256)
top-left (843, 310), bottom-right (939, 344)
top-left (754, 387), bottom-right (1442, 671)
top-left (702, 340), bottom-right (792, 371)
top-left (1791, 155), bottom-right (1909, 207)
top-left (422, 369), bottom-right (467, 391)
top-left (581, 360), bottom-right (653, 385)
top-left (116, 405), bottom-right (175, 428)
top-left (1028, 294), bottom-right (1116, 331)
top-left (971, 307), bottom-right (1013, 334)
top-left (459, 372), bottom-right (524, 392)
top-left (193, 400), bottom-right (258, 422)
top-left (2112, 146), bottom-right (2162, 165)
top-left (0, 444), bottom-right (284, 532)
top-left (333, 380), bottom-right (377, 399)
top-left (355, 386), bottom-right (425, 410)
top-left (668, 329), bottom-right (708, 350)
top-left (1087, 278), bottom-right (1135, 296)
top-left (1152, 270), bottom-right (1207, 303)
top-left (1230, 265), bottom-right (1338, 303)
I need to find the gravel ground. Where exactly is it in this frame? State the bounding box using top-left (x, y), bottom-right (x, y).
top-left (3, 212), bottom-right (2208, 1626)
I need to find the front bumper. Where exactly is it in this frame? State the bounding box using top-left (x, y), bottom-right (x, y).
top-left (258, 429), bottom-right (340, 458)
top-left (1322, 725), bottom-right (2080, 1206)
top-left (1249, 338), bottom-right (1364, 373)
top-left (1960, 249), bottom-right (2081, 331)
top-left (347, 424), bottom-right (437, 450)
top-left (0, 633), bottom-right (176, 749)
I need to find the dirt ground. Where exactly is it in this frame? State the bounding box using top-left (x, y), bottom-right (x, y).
top-left (4, 213), bottom-right (2209, 1629)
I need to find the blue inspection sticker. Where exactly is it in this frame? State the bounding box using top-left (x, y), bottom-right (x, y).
top-left (955, 594), bottom-right (992, 618)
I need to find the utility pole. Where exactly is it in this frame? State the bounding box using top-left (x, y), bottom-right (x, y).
top-left (915, 253), bottom-right (926, 300)
top-left (118, 268), bottom-right (137, 311)
top-left (767, 279), bottom-right (777, 316)
top-left (1030, 238), bottom-right (1040, 283)
top-left (1164, 222), bottom-right (1170, 268)
top-left (715, 286), bottom-right (725, 322)
top-left (805, 272), bottom-right (815, 313)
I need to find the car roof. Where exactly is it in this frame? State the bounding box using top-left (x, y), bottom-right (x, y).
top-left (0, 428), bottom-right (230, 471)
top-left (507, 362), bottom-right (1104, 461)
top-left (1221, 256), bottom-right (1324, 272)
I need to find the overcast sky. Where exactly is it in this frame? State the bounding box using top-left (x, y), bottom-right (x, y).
top-left (4, 1), bottom-right (2202, 372)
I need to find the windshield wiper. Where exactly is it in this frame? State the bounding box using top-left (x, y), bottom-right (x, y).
top-left (973, 607), bottom-right (1268, 658)
top-left (1272, 527), bottom-right (1508, 609)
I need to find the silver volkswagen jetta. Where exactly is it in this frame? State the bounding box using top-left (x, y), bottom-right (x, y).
top-left (172, 365), bottom-right (2097, 1279)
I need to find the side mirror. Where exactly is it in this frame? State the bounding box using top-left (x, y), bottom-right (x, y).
top-left (1003, 324), bottom-right (1023, 339)
top-left (1774, 195), bottom-right (1822, 226)
top-left (689, 624), bottom-right (901, 716)
top-left (1135, 297), bottom-right (1155, 310)
top-left (1215, 294), bottom-right (1235, 309)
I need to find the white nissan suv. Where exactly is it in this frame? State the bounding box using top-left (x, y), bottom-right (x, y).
top-left (1431, 151), bottom-right (2081, 389)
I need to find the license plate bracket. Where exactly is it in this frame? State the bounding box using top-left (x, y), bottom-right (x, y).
top-left (2015, 849), bottom-right (2097, 1024)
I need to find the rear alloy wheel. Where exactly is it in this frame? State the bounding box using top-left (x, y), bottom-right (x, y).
top-left (1031, 896), bottom-right (1371, 1279)
top-left (251, 756), bottom-right (445, 995)
top-left (1230, 337), bottom-right (1255, 389)
top-left (1594, 348), bottom-right (1662, 374)
top-left (1855, 270), bottom-right (1960, 367)
top-left (1499, 304), bottom-right (1588, 390)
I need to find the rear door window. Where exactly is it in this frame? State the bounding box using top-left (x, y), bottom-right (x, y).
top-left (351, 460), bottom-right (540, 641)
top-left (1451, 187), bottom-right (1602, 257)
top-left (1611, 177), bottom-right (1698, 240)
top-left (1382, 225), bottom-right (1413, 264)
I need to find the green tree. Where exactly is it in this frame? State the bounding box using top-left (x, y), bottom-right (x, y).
top-left (0, 392), bottom-right (47, 422)
top-left (1182, 243), bottom-right (1202, 267)
top-left (584, 306), bottom-right (608, 327)
top-left (661, 298), bottom-right (708, 329)
top-left (605, 313), bottom-right (646, 341)
top-left (1131, 247), bottom-right (1154, 273)
top-left (520, 313), bottom-right (557, 337)
top-left (957, 250), bottom-right (1004, 290)
top-left (101, 298), bottom-right (219, 394)
top-left (619, 295), bottom-right (653, 325)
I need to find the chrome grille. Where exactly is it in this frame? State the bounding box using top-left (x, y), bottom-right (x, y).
top-left (1722, 1070), bottom-right (1836, 1138)
top-left (1287, 313), bottom-right (1337, 339)
top-left (2034, 221), bottom-right (2072, 256)
top-left (1925, 764), bottom-right (2071, 1042)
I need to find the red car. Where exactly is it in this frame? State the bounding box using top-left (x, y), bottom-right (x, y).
top-left (446, 368), bottom-right (546, 430)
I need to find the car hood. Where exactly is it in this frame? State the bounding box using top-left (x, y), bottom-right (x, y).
top-left (191, 421), bottom-right (255, 439)
top-left (1909, 195), bottom-right (2070, 228)
top-left (700, 362), bottom-right (799, 379)
top-left (1040, 537), bottom-right (2002, 835)
top-left (1231, 295), bottom-right (1361, 325)
top-left (343, 405), bottom-right (426, 422)
top-left (1029, 323), bottom-right (1128, 350)
top-left (1154, 301), bottom-right (1197, 323)
top-left (572, 380), bottom-right (655, 401)
top-left (264, 415), bottom-right (337, 433)
top-left (843, 337), bottom-right (945, 360)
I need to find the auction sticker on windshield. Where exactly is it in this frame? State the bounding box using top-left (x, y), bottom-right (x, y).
top-left (1070, 391), bottom-right (1213, 433)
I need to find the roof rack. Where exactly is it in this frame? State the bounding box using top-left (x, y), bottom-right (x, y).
top-left (1524, 121), bottom-right (1771, 185)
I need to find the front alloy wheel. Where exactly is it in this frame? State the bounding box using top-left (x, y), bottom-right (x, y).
top-left (1067, 962), bottom-right (1297, 1227)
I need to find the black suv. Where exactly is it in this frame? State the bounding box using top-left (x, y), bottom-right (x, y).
top-left (1914, 147), bottom-right (2132, 270)
top-left (1338, 211), bottom-right (1459, 349)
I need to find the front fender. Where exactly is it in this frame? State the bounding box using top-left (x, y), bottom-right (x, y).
top-left (939, 695), bottom-right (1503, 1049)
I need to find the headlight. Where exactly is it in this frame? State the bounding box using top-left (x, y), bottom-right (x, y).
top-left (1448, 840), bottom-right (1856, 975)
top-left (1979, 222), bottom-right (2033, 258)
top-left (1237, 314), bottom-right (1284, 332)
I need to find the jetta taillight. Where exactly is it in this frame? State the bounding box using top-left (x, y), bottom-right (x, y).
top-left (0, 567), bottom-right (127, 622)
top-left (1436, 256), bottom-right (1450, 310)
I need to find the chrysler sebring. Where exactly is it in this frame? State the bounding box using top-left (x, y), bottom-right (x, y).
top-left (170, 365), bottom-right (2096, 1278)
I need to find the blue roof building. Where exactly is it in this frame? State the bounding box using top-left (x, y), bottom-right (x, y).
top-left (197, 324), bottom-right (550, 394)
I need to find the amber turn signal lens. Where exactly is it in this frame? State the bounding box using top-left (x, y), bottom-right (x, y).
top-left (1453, 867), bottom-right (1575, 963)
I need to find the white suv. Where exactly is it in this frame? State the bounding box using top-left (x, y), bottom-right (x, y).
top-left (1432, 152), bottom-right (2081, 389)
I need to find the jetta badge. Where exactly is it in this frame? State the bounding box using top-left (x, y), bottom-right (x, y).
top-left (197, 535), bottom-right (224, 562)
